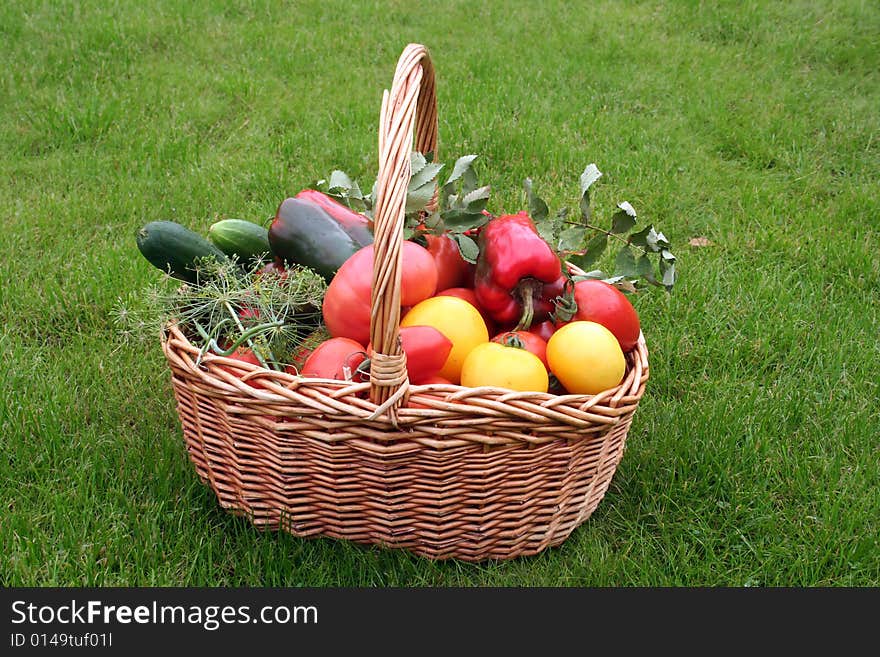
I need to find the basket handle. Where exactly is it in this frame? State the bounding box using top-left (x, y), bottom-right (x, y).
top-left (368, 44), bottom-right (438, 421)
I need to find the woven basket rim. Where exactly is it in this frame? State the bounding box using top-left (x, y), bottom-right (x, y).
top-left (161, 321), bottom-right (649, 448)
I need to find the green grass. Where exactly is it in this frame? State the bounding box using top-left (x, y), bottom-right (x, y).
top-left (2, 0), bottom-right (878, 586)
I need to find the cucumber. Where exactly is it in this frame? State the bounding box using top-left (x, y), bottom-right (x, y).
top-left (136, 220), bottom-right (228, 283)
top-left (207, 218), bottom-right (271, 265)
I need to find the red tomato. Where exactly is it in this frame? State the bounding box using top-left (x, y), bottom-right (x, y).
top-left (238, 306), bottom-right (261, 321)
top-left (416, 375), bottom-right (453, 385)
top-left (436, 287), bottom-right (496, 336)
top-left (256, 257), bottom-right (287, 279)
top-left (425, 234), bottom-right (470, 292)
top-left (528, 320), bottom-right (556, 343)
top-left (299, 337), bottom-right (367, 381)
top-left (491, 330), bottom-right (549, 369)
top-left (368, 325), bottom-right (453, 384)
top-left (218, 347), bottom-right (267, 389)
top-left (322, 242), bottom-right (438, 345)
top-left (561, 280), bottom-right (641, 352)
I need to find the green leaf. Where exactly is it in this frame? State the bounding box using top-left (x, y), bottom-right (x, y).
top-left (410, 151), bottom-right (427, 176)
top-left (445, 155), bottom-right (479, 186)
top-left (569, 233), bottom-right (607, 269)
top-left (441, 207), bottom-right (483, 230)
top-left (462, 166), bottom-right (479, 195)
top-left (580, 164), bottom-right (603, 196)
top-left (645, 228), bottom-right (663, 253)
top-left (659, 258), bottom-right (676, 290)
top-left (537, 221), bottom-right (557, 246)
top-left (424, 210), bottom-right (444, 232)
top-left (614, 246), bottom-right (639, 277)
top-left (579, 193), bottom-right (592, 222)
top-left (462, 185), bottom-right (491, 213)
top-left (328, 170), bottom-right (354, 192)
top-left (636, 254), bottom-right (655, 280)
top-left (453, 233), bottom-right (480, 264)
top-left (409, 162), bottom-right (444, 192)
top-left (524, 178), bottom-right (549, 223)
top-left (557, 225), bottom-right (585, 252)
top-left (611, 201), bottom-right (637, 234)
top-left (628, 224), bottom-right (654, 247)
top-left (406, 181), bottom-right (437, 213)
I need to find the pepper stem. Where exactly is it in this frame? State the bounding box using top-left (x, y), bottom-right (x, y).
top-left (514, 278), bottom-right (544, 331)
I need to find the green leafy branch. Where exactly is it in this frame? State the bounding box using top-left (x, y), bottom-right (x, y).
top-left (526, 164), bottom-right (677, 292)
top-left (315, 153), bottom-right (492, 265)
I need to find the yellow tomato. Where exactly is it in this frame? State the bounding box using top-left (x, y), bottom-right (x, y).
top-left (400, 295), bottom-right (489, 383)
top-left (460, 342), bottom-right (549, 393)
top-left (546, 321), bottom-right (626, 394)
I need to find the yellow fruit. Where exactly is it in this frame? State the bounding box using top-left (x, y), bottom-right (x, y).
top-left (400, 296), bottom-right (489, 383)
top-left (460, 342), bottom-right (549, 392)
top-left (546, 321), bottom-right (626, 394)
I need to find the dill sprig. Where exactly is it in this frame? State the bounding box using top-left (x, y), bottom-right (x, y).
top-left (113, 256), bottom-right (327, 370)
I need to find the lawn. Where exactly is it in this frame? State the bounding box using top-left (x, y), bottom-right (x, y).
top-left (2, 0), bottom-right (878, 586)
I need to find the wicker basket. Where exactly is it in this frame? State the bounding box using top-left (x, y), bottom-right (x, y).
top-left (160, 43), bottom-right (649, 562)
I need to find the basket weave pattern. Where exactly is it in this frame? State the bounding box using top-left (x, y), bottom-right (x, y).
top-left (160, 44), bottom-right (649, 562)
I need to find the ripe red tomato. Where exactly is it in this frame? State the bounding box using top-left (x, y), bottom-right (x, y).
top-left (322, 241), bottom-right (438, 345)
top-left (218, 347), bottom-right (267, 389)
top-left (256, 257), bottom-right (287, 279)
top-left (527, 320), bottom-right (556, 343)
top-left (299, 337), bottom-right (367, 381)
top-left (425, 234), bottom-right (470, 292)
top-left (368, 325), bottom-right (453, 384)
top-left (491, 330), bottom-right (549, 369)
top-left (416, 375), bottom-right (453, 385)
top-left (436, 286), bottom-right (496, 336)
top-left (561, 280), bottom-right (641, 352)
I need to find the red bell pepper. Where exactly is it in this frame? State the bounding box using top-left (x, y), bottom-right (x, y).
top-left (474, 211), bottom-right (566, 329)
